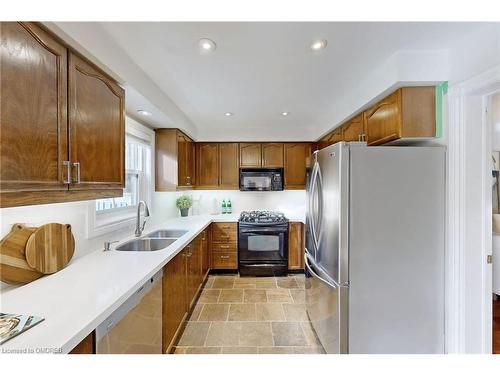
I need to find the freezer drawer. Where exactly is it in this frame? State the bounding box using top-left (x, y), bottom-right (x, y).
top-left (96, 270), bottom-right (163, 354)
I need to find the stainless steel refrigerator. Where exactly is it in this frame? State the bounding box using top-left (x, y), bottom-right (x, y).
top-left (305, 142), bottom-right (445, 354)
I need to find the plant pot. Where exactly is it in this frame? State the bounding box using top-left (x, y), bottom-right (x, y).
top-left (180, 208), bottom-right (189, 217)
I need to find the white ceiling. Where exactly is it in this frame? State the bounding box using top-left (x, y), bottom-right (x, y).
top-left (98, 22), bottom-right (484, 140)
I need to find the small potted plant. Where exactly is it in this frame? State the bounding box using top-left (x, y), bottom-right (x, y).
top-left (176, 195), bottom-right (192, 217)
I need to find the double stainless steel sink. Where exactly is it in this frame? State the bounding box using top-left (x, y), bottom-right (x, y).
top-left (115, 229), bottom-right (188, 252)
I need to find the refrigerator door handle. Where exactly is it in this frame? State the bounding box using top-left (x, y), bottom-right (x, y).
top-left (308, 161), bottom-right (321, 252)
top-left (305, 253), bottom-right (336, 289)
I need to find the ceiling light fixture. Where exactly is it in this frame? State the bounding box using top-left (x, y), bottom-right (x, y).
top-left (310, 39), bottom-right (327, 51)
top-left (224, 112), bottom-right (233, 117)
top-left (137, 109), bottom-right (151, 116)
top-left (281, 112), bottom-right (290, 116)
top-left (199, 38), bottom-right (217, 52)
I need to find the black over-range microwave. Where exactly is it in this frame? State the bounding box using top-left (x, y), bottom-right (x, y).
top-left (239, 168), bottom-right (284, 191)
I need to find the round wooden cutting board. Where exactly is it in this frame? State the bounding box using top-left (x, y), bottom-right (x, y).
top-left (0, 224), bottom-right (43, 284)
top-left (25, 223), bottom-right (75, 274)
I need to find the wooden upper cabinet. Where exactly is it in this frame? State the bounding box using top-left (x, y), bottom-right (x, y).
top-left (177, 132), bottom-right (195, 188)
top-left (284, 143), bottom-right (312, 189)
top-left (342, 114), bottom-right (365, 142)
top-left (196, 143), bottom-right (219, 188)
top-left (262, 143), bottom-right (284, 168)
top-left (0, 22), bottom-right (68, 195)
top-left (219, 143), bottom-right (239, 189)
top-left (155, 129), bottom-right (195, 191)
top-left (365, 87), bottom-right (435, 146)
top-left (68, 52), bottom-right (125, 190)
top-left (240, 143), bottom-right (262, 167)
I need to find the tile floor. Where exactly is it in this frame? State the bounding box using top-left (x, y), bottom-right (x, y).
top-left (174, 274), bottom-right (325, 354)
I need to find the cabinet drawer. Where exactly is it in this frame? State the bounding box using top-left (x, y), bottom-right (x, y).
top-left (212, 223), bottom-right (238, 242)
top-left (212, 242), bottom-right (237, 252)
top-left (211, 251), bottom-right (238, 270)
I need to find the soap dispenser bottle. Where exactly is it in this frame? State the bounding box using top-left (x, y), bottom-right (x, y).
top-left (221, 199), bottom-right (227, 214)
top-left (227, 199), bottom-right (232, 214)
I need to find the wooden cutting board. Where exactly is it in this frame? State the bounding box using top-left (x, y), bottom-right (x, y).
top-left (0, 224), bottom-right (43, 284)
top-left (25, 223), bottom-right (75, 274)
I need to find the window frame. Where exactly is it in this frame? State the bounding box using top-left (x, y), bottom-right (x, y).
top-left (87, 117), bottom-right (154, 238)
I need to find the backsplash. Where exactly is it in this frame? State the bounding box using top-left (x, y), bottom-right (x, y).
top-left (0, 189), bottom-right (305, 290)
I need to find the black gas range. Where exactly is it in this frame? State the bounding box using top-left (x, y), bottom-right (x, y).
top-left (238, 211), bottom-right (289, 276)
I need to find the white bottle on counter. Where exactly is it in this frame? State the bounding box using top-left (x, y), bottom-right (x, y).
top-left (211, 197), bottom-right (220, 215)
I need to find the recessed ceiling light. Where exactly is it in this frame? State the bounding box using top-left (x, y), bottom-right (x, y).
top-left (224, 112), bottom-right (233, 117)
top-left (310, 39), bottom-right (327, 51)
top-left (137, 109), bottom-right (151, 116)
top-left (199, 38), bottom-right (216, 52)
top-left (281, 112), bottom-right (290, 116)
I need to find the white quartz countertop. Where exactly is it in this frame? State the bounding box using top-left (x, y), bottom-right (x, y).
top-left (0, 213), bottom-right (304, 354)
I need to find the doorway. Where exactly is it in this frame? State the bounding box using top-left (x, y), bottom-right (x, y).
top-left (491, 91), bottom-right (500, 354)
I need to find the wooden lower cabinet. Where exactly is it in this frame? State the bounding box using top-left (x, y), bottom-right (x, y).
top-left (201, 229), bottom-right (209, 278)
top-left (186, 237), bottom-right (203, 309)
top-left (162, 249), bottom-right (188, 353)
top-left (288, 222), bottom-right (305, 271)
top-left (69, 332), bottom-right (95, 354)
top-left (210, 222), bottom-right (238, 270)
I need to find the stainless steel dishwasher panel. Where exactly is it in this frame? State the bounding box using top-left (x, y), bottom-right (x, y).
top-left (96, 270), bottom-right (163, 354)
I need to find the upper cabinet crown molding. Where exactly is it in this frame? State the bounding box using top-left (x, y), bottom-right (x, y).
top-left (0, 22), bottom-right (125, 208)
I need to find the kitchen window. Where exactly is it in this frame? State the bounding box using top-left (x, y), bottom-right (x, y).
top-left (87, 118), bottom-right (154, 238)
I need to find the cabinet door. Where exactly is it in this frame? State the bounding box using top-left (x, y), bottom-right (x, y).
top-left (162, 250), bottom-right (187, 353)
top-left (155, 129), bottom-right (177, 191)
top-left (201, 229), bottom-right (209, 278)
top-left (186, 240), bottom-right (202, 309)
top-left (219, 143), bottom-right (239, 189)
top-left (342, 114), bottom-right (365, 142)
top-left (284, 143), bottom-right (312, 189)
top-left (365, 89), bottom-right (402, 146)
top-left (177, 132), bottom-right (195, 188)
top-left (288, 222), bottom-right (304, 270)
top-left (68, 52), bottom-right (125, 190)
top-left (262, 143), bottom-right (284, 168)
top-left (196, 143), bottom-right (219, 188)
top-left (240, 143), bottom-right (262, 167)
top-left (0, 22), bottom-right (68, 196)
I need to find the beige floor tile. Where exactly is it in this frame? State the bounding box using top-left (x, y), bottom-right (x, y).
top-left (258, 346), bottom-right (296, 354)
top-left (255, 280), bottom-right (278, 289)
top-left (228, 303), bottom-right (257, 321)
top-left (289, 290), bottom-right (305, 303)
top-left (233, 278), bottom-right (256, 289)
top-left (204, 276), bottom-right (215, 288)
top-left (239, 322), bottom-right (274, 346)
top-left (189, 303), bottom-right (204, 321)
top-left (185, 347), bottom-right (223, 354)
top-left (222, 346), bottom-right (259, 354)
top-left (199, 289), bottom-right (221, 303)
top-left (283, 303), bottom-right (308, 321)
top-left (219, 289), bottom-right (244, 303)
top-left (177, 322), bottom-right (210, 346)
top-left (244, 289), bottom-right (267, 302)
top-left (205, 322), bottom-right (241, 346)
top-left (173, 347), bottom-right (188, 354)
top-left (255, 303), bottom-right (285, 321)
top-left (212, 278), bottom-right (235, 289)
top-left (271, 322), bottom-right (308, 346)
top-left (198, 303), bottom-right (230, 321)
top-left (266, 289), bottom-right (293, 303)
top-left (300, 321), bottom-right (322, 346)
top-left (276, 277), bottom-right (299, 289)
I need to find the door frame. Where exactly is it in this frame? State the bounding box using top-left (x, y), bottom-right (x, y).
top-left (447, 65), bottom-right (500, 353)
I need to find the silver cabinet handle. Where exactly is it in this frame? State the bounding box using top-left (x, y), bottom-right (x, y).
top-left (73, 162), bottom-right (81, 184)
top-left (220, 255), bottom-right (229, 259)
top-left (186, 176), bottom-right (191, 185)
top-left (63, 161), bottom-right (71, 184)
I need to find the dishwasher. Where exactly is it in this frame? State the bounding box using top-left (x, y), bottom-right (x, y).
top-left (96, 270), bottom-right (163, 354)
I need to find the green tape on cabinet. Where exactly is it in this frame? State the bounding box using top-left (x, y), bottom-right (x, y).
top-left (435, 82), bottom-right (448, 138)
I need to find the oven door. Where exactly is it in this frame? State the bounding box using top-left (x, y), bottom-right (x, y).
top-left (238, 225), bottom-right (288, 263)
top-left (239, 171), bottom-right (273, 191)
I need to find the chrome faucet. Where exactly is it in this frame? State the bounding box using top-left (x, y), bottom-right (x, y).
top-left (135, 200), bottom-right (150, 237)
